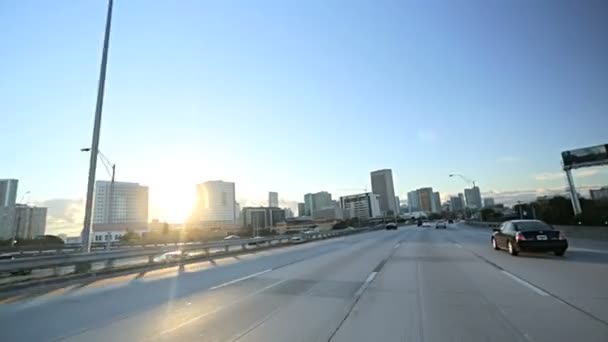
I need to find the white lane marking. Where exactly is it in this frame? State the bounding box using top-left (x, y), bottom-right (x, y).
top-left (355, 271), bottom-right (378, 297)
top-left (570, 247), bottom-right (608, 254)
top-left (501, 270), bottom-right (548, 296)
top-left (154, 279), bottom-right (287, 338)
top-left (453, 243), bottom-right (463, 248)
top-left (394, 243), bottom-right (400, 249)
top-left (209, 269), bottom-right (272, 290)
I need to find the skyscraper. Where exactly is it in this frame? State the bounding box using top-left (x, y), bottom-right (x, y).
top-left (465, 186), bottom-right (483, 209)
top-left (297, 202), bottom-right (305, 217)
top-left (0, 179), bottom-right (18, 207)
top-left (395, 196), bottom-right (401, 214)
top-left (195, 180), bottom-right (236, 225)
top-left (450, 195), bottom-right (465, 211)
top-left (407, 190), bottom-right (419, 213)
top-left (93, 181), bottom-right (149, 226)
top-left (304, 191), bottom-right (332, 216)
top-left (268, 191), bottom-right (279, 207)
top-left (14, 204), bottom-right (47, 239)
top-left (431, 192), bottom-right (441, 213)
top-left (0, 179), bottom-right (18, 239)
top-left (417, 187), bottom-right (433, 212)
top-left (370, 169), bottom-right (397, 216)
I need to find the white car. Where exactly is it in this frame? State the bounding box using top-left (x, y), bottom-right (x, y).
top-left (153, 250), bottom-right (183, 263)
top-left (422, 221), bottom-right (431, 227)
top-left (224, 235), bottom-right (241, 240)
top-left (290, 236), bottom-right (306, 244)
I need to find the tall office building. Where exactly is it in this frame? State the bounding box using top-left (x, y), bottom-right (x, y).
top-left (407, 191), bottom-right (419, 213)
top-left (340, 192), bottom-right (381, 221)
top-left (195, 180), bottom-right (236, 225)
top-left (417, 187), bottom-right (433, 212)
top-left (0, 179), bottom-right (18, 207)
top-left (0, 179), bottom-right (19, 239)
top-left (395, 196), bottom-right (401, 214)
top-left (93, 181), bottom-right (149, 226)
top-left (268, 192), bottom-right (279, 207)
top-left (304, 191), bottom-right (332, 216)
top-left (14, 204), bottom-right (47, 239)
top-left (431, 192), bottom-right (441, 213)
top-left (297, 202), bottom-right (306, 217)
top-left (465, 186), bottom-right (483, 209)
top-left (483, 197), bottom-right (495, 207)
top-left (450, 195), bottom-right (465, 211)
top-left (370, 169), bottom-right (397, 216)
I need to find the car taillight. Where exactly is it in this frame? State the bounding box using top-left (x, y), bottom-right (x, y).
top-left (559, 232), bottom-right (567, 240)
top-left (515, 232), bottom-right (526, 241)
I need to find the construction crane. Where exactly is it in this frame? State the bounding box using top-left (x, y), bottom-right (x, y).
top-left (449, 174), bottom-right (476, 187)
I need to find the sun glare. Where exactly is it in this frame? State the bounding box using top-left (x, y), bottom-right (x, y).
top-left (152, 185), bottom-right (196, 224)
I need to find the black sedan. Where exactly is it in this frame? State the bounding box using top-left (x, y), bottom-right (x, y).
top-left (491, 220), bottom-right (568, 256)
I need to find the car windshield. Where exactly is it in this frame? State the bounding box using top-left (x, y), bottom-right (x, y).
top-left (2, 1), bottom-right (608, 341)
top-left (514, 221), bottom-right (553, 232)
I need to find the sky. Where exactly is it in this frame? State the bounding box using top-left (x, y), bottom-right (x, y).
top-left (1, 0), bottom-right (607, 234)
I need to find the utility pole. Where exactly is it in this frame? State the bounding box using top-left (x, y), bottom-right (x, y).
top-left (82, 0), bottom-right (114, 253)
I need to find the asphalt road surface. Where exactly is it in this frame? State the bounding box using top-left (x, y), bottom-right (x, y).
top-left (1, 223), bottom-right (607, 341)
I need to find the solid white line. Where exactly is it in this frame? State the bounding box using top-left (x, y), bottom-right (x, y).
top-left (355, 271), bottom-right (378, 297)
top-left (501, 270), bottom-right (548, 296)
top-left (365, 271), bottom-right (378, 283)
top-left (209, 269), bottom-right (273, 290)
top-left (154, 279), bottom-right (287, 338)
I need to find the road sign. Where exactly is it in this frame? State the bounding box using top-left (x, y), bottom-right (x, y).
top-left (561, 144), bottom-right (608, 170)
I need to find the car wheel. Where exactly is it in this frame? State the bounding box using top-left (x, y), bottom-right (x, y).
top-left (508, 241), bottom-right (518, 256)
top-left (492, 238), bottom-right (499, 250)
top-left (554, 250), bottom-right (566, 256)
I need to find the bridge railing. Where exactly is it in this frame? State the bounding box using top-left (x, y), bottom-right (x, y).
top-left (0, 227), bottom-right (377, 285)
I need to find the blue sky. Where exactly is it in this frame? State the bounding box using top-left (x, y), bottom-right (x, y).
top-left (1, 0), bottom-right (607, 230)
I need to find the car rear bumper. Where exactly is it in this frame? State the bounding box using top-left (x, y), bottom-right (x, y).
top-left (517, 240), bottom-right (568, 252)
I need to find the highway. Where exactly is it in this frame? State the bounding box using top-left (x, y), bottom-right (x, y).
top-left (1, 223), bottom-right (607, 341)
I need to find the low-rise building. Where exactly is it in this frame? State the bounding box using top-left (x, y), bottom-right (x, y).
top-left (340, 192), bottom-right (381, 221)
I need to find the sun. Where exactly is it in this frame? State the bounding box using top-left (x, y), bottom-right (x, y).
top-left (152, 185), bottom-right (196, 224)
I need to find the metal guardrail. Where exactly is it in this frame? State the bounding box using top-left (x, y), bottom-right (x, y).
top-left (0, 228), bottom-right (371, 275)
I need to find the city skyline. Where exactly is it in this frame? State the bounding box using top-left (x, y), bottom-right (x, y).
top-left (2, 1), bottom-right (607, 234)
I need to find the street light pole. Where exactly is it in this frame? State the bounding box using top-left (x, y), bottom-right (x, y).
top-left (82, 0), bottom-right (114, 253)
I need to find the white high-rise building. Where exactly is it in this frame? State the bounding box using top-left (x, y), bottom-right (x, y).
top-left (407, 191), bottom-right (419, 213)
top-left (268, 191), bottom-right (279, 207)
top-left (14, 204), bottom-right (47, 239)
top-left (465, 186), bottom-right (483, 209)
top-left (91, 181), bottom-right (149, 242)
top-left (93, 181), bottom-right (149, 225)
top-left (431, 192), bottom-right (441, 213)
top-left (340, 192), bottom-right (381, 221)
top-left (370, 169), bottom-right (397, 216)
top-left (195, 180), bottom-right (236, 224)
top-left (0, 179), bottom-right (19, 239)
top-left (0, 179), bottom-right (18, 207)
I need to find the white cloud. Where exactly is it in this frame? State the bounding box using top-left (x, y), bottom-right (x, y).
top-left (534, 169), bottom-right (604, 181)
top-left (33, 198), bottom-right (84, 236)
top-left (417, 130), bottom-right (437, 142)
top-left (533, 172), bottom-right (564, 181)
top-left (496, 156), bottom-right (519, 163)
top-left (575, 169), bottom-right (599, 177)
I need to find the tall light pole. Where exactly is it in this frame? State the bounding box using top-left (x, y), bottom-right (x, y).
top-left (82, 0), bottom-right (114, 253)
top-left (82, 148), bottom-right (115, 226)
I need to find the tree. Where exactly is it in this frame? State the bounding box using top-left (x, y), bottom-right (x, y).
top-left (120, 231), bottom-right (140, 243)
top-left (480, 208), bottom-right (503, 222)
